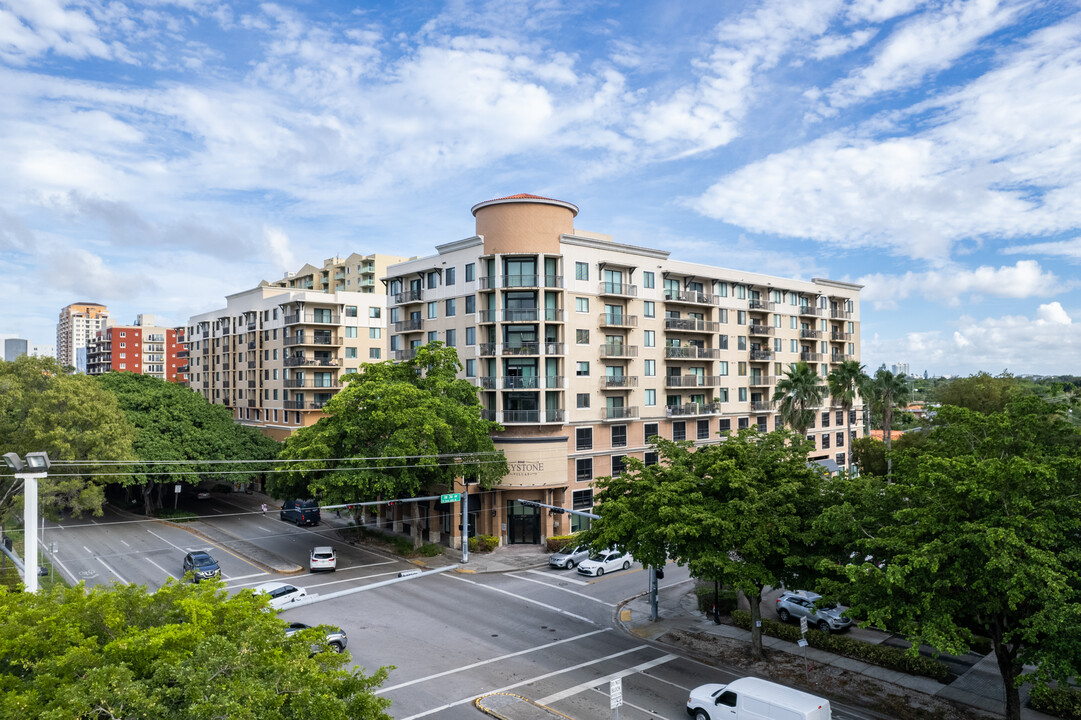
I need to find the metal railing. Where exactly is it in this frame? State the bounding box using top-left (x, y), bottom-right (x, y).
top-left (284, 312), bottom-right (340, 324)
top-left (665, 318), bottom-right (720, 332)
top-left (599, 281), bottom-right (637, 297)
top-left (602, 376), bottom-right (638, 388)
top-left (393, 289), bottom-right (423, 304)
top-left (599, 313), bottom-right (638, 327)
top-left (599, 344), bottom-right (638, 358)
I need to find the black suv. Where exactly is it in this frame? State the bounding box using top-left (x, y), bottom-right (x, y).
top-left (280, 499), bottom-right (321, 526)
top-left (182, 550), bottom-right (221, 582)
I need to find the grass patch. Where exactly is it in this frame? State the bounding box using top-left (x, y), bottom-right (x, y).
top-left (1030, 685), bottom-right (1081, 719)
top-left (154, 509), bottom-right (198, 522)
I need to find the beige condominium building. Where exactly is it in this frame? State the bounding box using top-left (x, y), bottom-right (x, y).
top-left (186, 254), bottom-right (405, 441)
top-left (57, 302), bottom-right (111, 372)
top-left (382, 194), bottom-right (862, 548)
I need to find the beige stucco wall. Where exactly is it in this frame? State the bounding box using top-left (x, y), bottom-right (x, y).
top-left (475, 201), bottom-right (575, 256)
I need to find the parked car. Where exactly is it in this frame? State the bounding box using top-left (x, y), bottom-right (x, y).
top-left (576, 549), bottom-right (633, 577)
top-left (182, 550), bottom-right (221, 582)
top-left (687, 677), bottom-right (831, 720)
top-left (252, 581), bottom-right (309, 610)
top-left (309, 546), bottom-right (337, 572)
top-left (775, 590), bottom-right (852, 632)
top-left (285, 621), bottom-right (348, 653)
top-left (549, 544), bottom-right (590, 569)
top-left (280, 499), bottom-right (321, 526)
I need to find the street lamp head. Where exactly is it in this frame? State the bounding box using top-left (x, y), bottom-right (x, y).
top-left (2, 453), bottom-right (24, 471)
top-left (25, 452), bottom-right (50, 470)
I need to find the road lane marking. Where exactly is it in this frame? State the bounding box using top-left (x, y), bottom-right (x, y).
top-left (583, 685), bottom-right (670, 719)
top-left (527, 568), bottom-right (589, 585)
top-left (48, 554), bottom-right (79, 585)
top-left (146, 529), bottom-right (189, 552)
top-left (446, 574), bottom-right (594, 624)
top-left (96, 557), bottom-right (129, 584)
top-left (394, 645), bottom-right (652, 719)
top-left (145, 557), bottom-right (179, 580)
top-left (508, 572), bottom-right (615, 605)
top-left (226, 571), bottom-right (269, 583)
top-left (538, 653), bottom-right (678, 704)
top-left (378, 628), bottom-right (611, 693)
top-left (83, 545), bottom-right (92, 553)
top-left (120, 540), bottom-right (130, 547)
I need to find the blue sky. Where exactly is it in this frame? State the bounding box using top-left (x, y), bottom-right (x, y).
top-left (2, 0), bottom-right (1080, 376)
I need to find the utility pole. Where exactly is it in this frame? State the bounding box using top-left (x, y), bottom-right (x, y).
top-left (2, 452), bottom-right (51, 593)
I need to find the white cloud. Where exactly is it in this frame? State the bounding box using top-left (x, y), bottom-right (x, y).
top-left (262, 225), bottom-right (295, 271)
top-left (811, 29), bottom-right (877, 60)
top-left (0, 0), bottom-right (128, 64)
top-left (858, 260), bottom-right (1062, 309)
top-left (846, 0), bottom-right (927, 23)
top-left (1002, 237), bottom-right (1081, 260)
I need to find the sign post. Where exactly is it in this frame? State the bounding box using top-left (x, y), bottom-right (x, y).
top-left (799, 616), bottom-right (809, 678)
top-left (610, 677), bottom-right (623, 719)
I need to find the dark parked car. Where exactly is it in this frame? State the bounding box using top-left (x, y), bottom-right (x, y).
top-left (182, 550), bottom-right (221, 582)
top-left (280, 499), bottom-right (321, 526)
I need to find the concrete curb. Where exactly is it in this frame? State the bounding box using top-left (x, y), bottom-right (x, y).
top-left (474, 692), bottom-right (576, 720)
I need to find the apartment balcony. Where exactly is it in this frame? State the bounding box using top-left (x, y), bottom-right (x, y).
top-left (283, 400), bottom-right (330, 410)
top-left (284, 379), bottom-right (342, 389)
top-left (501, 376), bottom-right (542, 390)
top-left (176, 350), bottom-right (190, 359)
top-left (666, 403), bottom-right (721, 417)
top-left (247, 321), bottom-right (257, 331)
top-left (246, 340), bottom-right (256, 349)
top-left (478, 309), bottom-right (497, 323)
top-left (664, 346), bottom-right (719, 360)
top-left (800, 352), bottom-right (824, 362)
top-left (798, 306), bottom-right (823, 317)
top-left (247, 361), bottom-right (256, 369)
top-left (393, 289), bottom-right (423, 304)
top-left (177, 365), bottom-right (189, 374)
top-left (504, 342), bottom-right (541, 356)
top-left (748, 325), bottom-right (773, 336)
top-left (749, 375), bottom-right (776, 387)
top-left (222, 381), bottom-right (231, 389)
top-left (284, 356), bottom-right (341, 367)
top-left (831, 332), bottom-right (852, 342)
top-left (284, 335), bottom-right (343, 347)
top-left (483, 408), bottom-right (565, 424)
top-left (392, 318), bottom-right (423, 333)
top-left (544, 308), bottom-right (564, 322)
top-left (599, 344), bottom-right (638, 358)
top-left (599, 313), bottom-right (638, 328)
top-left (830, 353), bottom-right (854, 363)
top-left (544, 375), bottom-right (566, 389)
top-left (544, 275), bottom-right (564, 288)
top-left (665, 375), bottom-right (722, 388)
top-left (479, 375), bottom-right (564, 390)
top-left (831, 309), bottom-right (852, 319)
top-left (479, 343), bottom-right (497, 356)
top-left (799, 329), bottom-right (822, 339)
top-left (602, 375), bottom-right (638, 389)
top-left (665, 289), bottom-right (719, 305)
top-left (503, 308), bottom-right (540, 322)
top-left (750, 350), bottom-right (772, 361)
top-left (358, 277), bottom-right (375, 287)
top-left (748, 299), bottom-right (775, 312)
top-left (221, 362), bottom-right (230, 370)
top-left (751, 400), bottom-right (773, 412)
top-left (393, 348), bottom-right (418, 362)
top-left (247, 399), bottom-right (256, 407)
top-left (247, 380), bottom-right (256, 388)
top-left (543, 342), bottom-right (565, 355)
top-left (602, 406), bottom-right (638, 421)
top-left (665, 318), bottom-right (720, 333)
top-left (202, 346), bottom-right (209, 354)
top-left (599, 281), bottom-right (637, 297)
top-left (284, 312), bottom-right (341, 325)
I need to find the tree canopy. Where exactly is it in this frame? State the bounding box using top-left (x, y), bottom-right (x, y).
top-left (934, 371), bottom-right (1021, 414)
top-left (0, 580), bottom-right (391, 720)
top-left (772, 361), bottom-right (825, 436)
top-left (96, 372), bottom-right (281, 515)
top-left (276, 344), bottom-right (507, 546)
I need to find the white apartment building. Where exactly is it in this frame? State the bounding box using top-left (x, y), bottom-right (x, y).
top-left (57, 302), bottom-right (111, 371)
top-left (382, 194), bottom-right (863, 548)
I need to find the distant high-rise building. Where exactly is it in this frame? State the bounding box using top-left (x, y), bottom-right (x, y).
top-left (86, 314), bottom-right (186, 383)
top-left (891, 362), bottom-right (910, 377)
top-left (4, 338), bottom-right (28, 362)
top-left (57, 303), bottom-right (111, 371)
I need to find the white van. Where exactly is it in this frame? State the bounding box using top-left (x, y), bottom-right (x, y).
top-left (686, 677), bottom-right (831, 720)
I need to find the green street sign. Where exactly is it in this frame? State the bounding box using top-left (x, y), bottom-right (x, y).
top-left (440, 493), bottom-right (461, 503)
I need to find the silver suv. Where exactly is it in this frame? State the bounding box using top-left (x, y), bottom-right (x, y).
top-left (549, 544), bottom-right (590, 569)
top-left (775, 590), bottom-right (852, 631)
top-left (285, 622), bottom-right (348, 653)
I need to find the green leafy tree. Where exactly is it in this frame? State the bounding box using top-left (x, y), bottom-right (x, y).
top-left (0, 357), bottom-right (135, 529)
top-left (277, 343), bottom-right (507, 548)
top-left (0, 580), bottom-right (391, 719)
top-left (588, 430), bottom-right (827, 660)
top-left (935, 371), bottom-right (1021, 413)
top-left (827, 360), bottom-right (868, 459)
top-left (96, 372), bottom-right (281, 516)
top-left (772, 361), bottom-right (825, 436)
top-left (819, 398), bottom-right (1081, 720)
top-left (868, 369), bottom-right (911, 474)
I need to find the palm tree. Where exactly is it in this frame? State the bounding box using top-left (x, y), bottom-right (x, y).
top-left (870, 368), bottom-right (912, 474)
top-left (827, 360), bottom-right (868, 466)
top-left (772, 361), bottom-right (826, 437)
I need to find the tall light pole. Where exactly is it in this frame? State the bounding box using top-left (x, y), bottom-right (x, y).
top-left (2, 451), bottom-right (50, 593)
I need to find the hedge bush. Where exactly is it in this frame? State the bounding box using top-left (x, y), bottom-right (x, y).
top-left (546, 534), bottom-right (578, 552)
top-left (695, 584), bottom-right (738, 614)
top-left (469, 535), bottom-right (500, 553)
top-left (1030, 685), bottom-right (1081, 719)
top-left (731, 610), bottom-right (950, 682)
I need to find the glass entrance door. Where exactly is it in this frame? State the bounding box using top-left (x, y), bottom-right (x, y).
top-left (507, 500), bottom-right (541, 544)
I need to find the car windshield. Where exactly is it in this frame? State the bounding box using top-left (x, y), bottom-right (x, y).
top-left (193, 556), bottom-right (215, 567)
top-left (313, 552), bottom-right (333, 559)
top-left (588, 554), bottom-right (606, 562)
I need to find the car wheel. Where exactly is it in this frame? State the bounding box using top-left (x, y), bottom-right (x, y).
top-left (330, 641), bottom-right (344, 653)
top-left (622, 560), bottom-right (631, 570)
top-left (596, 568), bottom-right (604, 576)
top-left (777, 608), bottom-right (791, 622)
top-left (817, 620), bottom-right (831, 632)
top-left (695, 710), bottom-right (710, 720)
top-left (279, 512), bottom-right (286, 521)
top-left (566, 560), bottom-right (575, 569)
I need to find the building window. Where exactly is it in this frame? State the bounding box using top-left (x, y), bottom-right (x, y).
top-left (644, 359), bottom-right (655, 376)
top-left (645, 451), bottom-right (658, 465)
top-left (369, 327), bottom-right (380, 339)
top-left (821, 411), bottom-right (830, 427)
top-left (577, 329), bottom-right (590, 344)
top-left (346, 347), bottom-right (357, 359)
top-left (461, 296), bottom-right (473, 315)
top-left (465, 359), bottom-right (475, 377)
top-left (428, 302), bottom-right (438, 319)
top-left (718, 308), bottom-right (728, 323)
top-left (738, 362), bottom-right (747, 376)
top-left (576, 458), bottom-right (593, 482)
top-left (611, 455), bottom-right (626, 475)
top-left (576, 297), bottom-right (589, 313)
top-left (428, 331), bottom-right (438, 343)
top-left (757, 417), bottom-right (768, 432)
top-left (822, 434), bottom-right (831, 449)
top-left (446, 298), bottom-right (456, 317)
top-left (836, 453), bottom-right (847, 467)
top-left (466, 327), bottom-right (476, 345)
top-left (369, 307), bottom-right (381, 318)
top-left (672, 421), bottom-right (686, 441)
top-left (738, 336), bottom-right (747, 351)
top-left (369, 348), bottom-right (381, 359)
top-left (850, 410), bottom-right (857, 425)
top-left (445, 329), bottom-right (456, 347)
top-left (577, 393), bottom-right (590, 408)
top-left (718, 361), bottom-right (728, 376)
top-left (465, 263), bottom-right (475, 282)
top-left (738, 387), bottom-right (747, 402)
top-left (737, 310), bottom-right (747, 325)
top-left (446, 267), bottom-right (456, 285)
top-left (345, 306), bottom-right (358, 317)
top-left (576, 362), bottom-right (589, 376)
top-left (611, 425), bottom-right (627, 448)
top-left (645, 389), bottom-right (656, 406)
top-left (719, 335), bottom-right (728, 350)
top-left (836, 431), bottom-right (845, 447)
top-left (836, 410), bottom-right (844, 425)
top-left (427, 271), bottom-right (438, 289)
top-left (643, 271), bottom-right (654, 289)
top-left (576, 427), bottom-right (592, 451)
top-left (644, 301), bottom-right (655, 318)
top-left (719, 418), bottom-right (731, 432)
top-left (644, 422), bottom-right (659, 441)
top-left (697, 419), bottom-right (710, 440)
top-left (644, 330), bottom-right (655, 347)
top-left (575, 262), bottom-right (589, 281)
top-left (738, 417), bottom-right (749, 429)
top-left (344, 327), bottom-right (357, 338)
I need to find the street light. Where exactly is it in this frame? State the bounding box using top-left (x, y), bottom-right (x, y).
top-left (2, 451), bottom-right (50, 592)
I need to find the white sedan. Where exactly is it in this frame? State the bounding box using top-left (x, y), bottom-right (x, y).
top-left (576, 550), bottom-right (633, 577)
top-left (252, 582), bottom-right (308, 610)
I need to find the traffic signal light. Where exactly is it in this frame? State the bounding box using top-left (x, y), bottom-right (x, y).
top-left (519, 500), bottom-right (540, 508)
